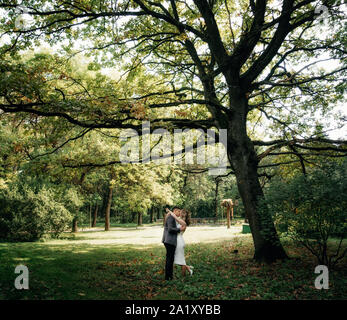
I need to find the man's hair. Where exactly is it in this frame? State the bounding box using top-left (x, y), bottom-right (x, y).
top-left (172, 206), bottom-right (181, 211)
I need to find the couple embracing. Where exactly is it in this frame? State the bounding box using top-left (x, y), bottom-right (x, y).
top-left (162, 206), bottom-right (194, 280)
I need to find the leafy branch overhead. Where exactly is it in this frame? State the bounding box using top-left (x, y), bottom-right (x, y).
top-left (0, 0), bottom-right (345, 168)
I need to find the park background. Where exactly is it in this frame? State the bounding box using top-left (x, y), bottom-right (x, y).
top-left (0, 0), bottom-right (346, 300)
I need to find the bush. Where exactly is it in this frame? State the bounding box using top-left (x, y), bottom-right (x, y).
top-left (0, 179), bottom-right (73, 241)
top-left (263, 160), bottom-right (347, 268)
top-left (0, 197), bottom-right (43, 241)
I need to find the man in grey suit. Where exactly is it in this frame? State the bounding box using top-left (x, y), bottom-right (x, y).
top-left (162, 206), bottom-right (183, 280)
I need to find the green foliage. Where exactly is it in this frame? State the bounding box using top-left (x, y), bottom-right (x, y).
top-left (0, 176), bottom-right (77, 241)
top-left (178, 173), bottom-right (245, 218)
top-left (263, 160), bottom-right (347, 268)
top-left (178, 174), bottom-right (215, 217)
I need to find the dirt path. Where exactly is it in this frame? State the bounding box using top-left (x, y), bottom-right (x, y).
top-left (49, 224), bottom-right (250, 246)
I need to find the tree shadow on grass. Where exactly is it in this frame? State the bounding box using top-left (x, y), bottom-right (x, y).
top-left (0, 238), bottom-right (346, 300)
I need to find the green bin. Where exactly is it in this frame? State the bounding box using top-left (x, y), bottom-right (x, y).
top-left (242, 223), bottom-right (251, 234)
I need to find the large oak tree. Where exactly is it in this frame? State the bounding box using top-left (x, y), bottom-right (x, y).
top-left (0, 0), bottom-right (346, 262)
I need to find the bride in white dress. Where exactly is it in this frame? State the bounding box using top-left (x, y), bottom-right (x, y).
top-left (169, 209), bottom-right (194, 276)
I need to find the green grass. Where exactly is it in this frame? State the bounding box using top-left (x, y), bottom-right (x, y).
top-left (0, 231), bottom-right (346, 300)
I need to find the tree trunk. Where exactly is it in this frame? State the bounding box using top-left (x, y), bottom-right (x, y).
top-left (149, 207), bottom-right (153, 223)
top-left (226, 207), bottom-right (231, 229)
top-left (92, 204), bottom-right (98, 227)
top-left (233, 169), bottom-right (287, 262)
top-left (153, 207), bottom-right (157, 222)
top-left (214, 178), bottom-right (220, 218)
top-left (105, 186), bottom-right (113, 231)
top-left (72, 217), bottom-right (78, 233)
top-left (226, 92), bottom-right (288, 263)
top-left (137, 212), bottom-right (143, 226)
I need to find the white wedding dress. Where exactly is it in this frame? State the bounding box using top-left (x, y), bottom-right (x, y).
top-left (174, 222), bottom-right (186, 265)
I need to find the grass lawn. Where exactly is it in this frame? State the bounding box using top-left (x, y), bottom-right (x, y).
top-left (0, 226), bottom-right (346, 300)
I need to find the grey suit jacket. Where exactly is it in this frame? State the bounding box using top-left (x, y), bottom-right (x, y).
top-left (162, 214), bottom-right (181, 246)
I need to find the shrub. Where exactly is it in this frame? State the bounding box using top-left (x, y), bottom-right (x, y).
top-left (263, 160), bottom-right (347, 269)
top-left (0, 179), bottom-right (73, 241)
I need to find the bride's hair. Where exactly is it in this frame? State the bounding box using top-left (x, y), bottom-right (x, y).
top-left (181, 209), bottom-right (191, 226)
